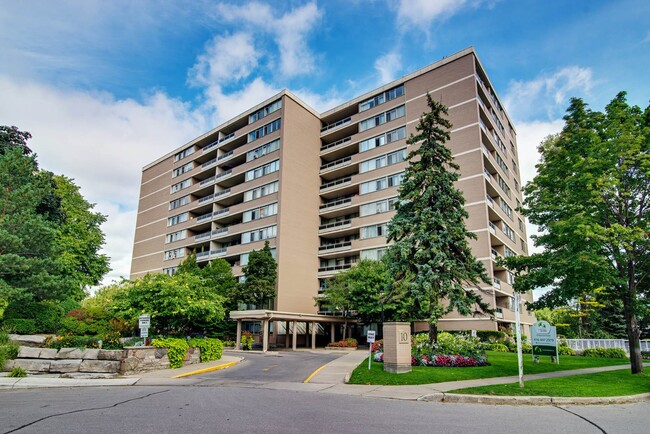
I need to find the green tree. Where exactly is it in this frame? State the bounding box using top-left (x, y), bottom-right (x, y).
top-left (385, 94), bottom-right (491, 344)
top-left (318, 259), bottom-right (394, 325)
top-left (52, 175), bottom-right (110, 300)
top-left (504, 93), bottom-right (649, 374)
top-left (240, 241), bottom-right (277, 308)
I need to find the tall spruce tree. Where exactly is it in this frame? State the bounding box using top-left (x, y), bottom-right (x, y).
top-left (386, 94), bottom-right (491, 344)
top-left (241, 241), bottom-right (277, 309)
top-left (504, 93), bottom-right (650, 374)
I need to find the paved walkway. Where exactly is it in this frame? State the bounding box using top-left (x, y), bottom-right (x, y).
top-left (1, 350), bottom-right (648, 405)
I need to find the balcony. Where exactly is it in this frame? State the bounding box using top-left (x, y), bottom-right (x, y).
top-left (320, 117), bottom-right (351, 133)
top-left (493, 277), bottom-right (502, 289)
top-left (491, 248), bottom-right (501, 260)
top-left (319, 197), bottom-right (352, 210)
top-left (199, 176), bottom-right (216, 187)
top-left (213, 227), bottom-right (229, 236)
top-left (318, 263), bottom-right (354, 273)
top-left (198, 194), bottom-right (214, 205)
top-left (321, 136), bottom-right (352, 153)
top-left (214, 208), bottom-right (230, 218)
top-left (196, 212), bottom-right (214, 223)
top-left (214, 189), bottom-right (232, 200)
top-left (320, 176), bottom-right (352, 191)
top-left (215, 169), bottom-right (232, 181)
top-left (195, 231), bottom-right (212, 242)
top-left (218, 150), bottom-right (234, 162)
top-left (483, 169), bottom-right (493, 183)
top-left (319, 219), bottom-right (351, 232)
top-left (495, 307), bottom-right (504, 319)
top-left (486, 195), bottom-right (494, 208)
top-left (202, 158), bottom-right (217, 170)
top-left (488, 221), bottom-right (496, 235)
top-left (318, 241), bottom-right (352, 252)
top-left (211, 247), bottom-right (227, 257)
top-left (196, 251), bottom-right (210, 261)
top-left (320, 156), bottom-right (352, 173)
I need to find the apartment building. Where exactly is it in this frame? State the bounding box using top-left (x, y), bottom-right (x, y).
top-left (130, 46), bottom-right (536, 333)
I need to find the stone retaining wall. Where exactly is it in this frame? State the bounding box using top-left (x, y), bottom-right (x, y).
top-left (5, 346), bottom-right (201, 376)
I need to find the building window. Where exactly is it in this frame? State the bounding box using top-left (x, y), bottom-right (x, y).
top-left (504, 246), bottom-right (516, 257)
top-left (174, 146), bottom-right (194, 162)
top-left (240, 248), bottom-right (276, 266)
top-left (518, 218), bottom-right (524, 231)
top-left (500, 200), bottom-right (513, 219)
top-left (495, 153), bottom-right (509, 176)
top-left (169, 195), bottom-right (190, 210)
top-left (503, 223), bottom-right (515, 240)
top-left (165, 229), bottom-right (186, 243)
top-left (164, 248), bottom-right (185, 261)
top-left (249, 99), bottom-right (282, 124)
top-left (360, 172), bottom-right (404, 195)
top-left (359, 149), bottom-right (407, 173)
top-left (241, 225), bottom-right (277, 244)
top-left (360, 223), bottom-right (388, 239)
top-left (360, 248), bottom-right (387, 261)
top-left (521, 238), bottom-right (527, 251)
top-left (497, 175), bottom-right (511, 198)
top-left (507, 271), bottom-right (515, 285)
top-left (167, 212), bottom-right (188, 227)
top-left (245, 160), bottom-right (280, 181)
top-left (172, 162), bottom-right (193, 178)
top-left (242, 202), bottom-right (278, 222)
top-left (247, 138), bottom-right (280, 162)
top-left (359, 85), bottom-right (404, 112)
top-left (359, 126), bottom-right (406, 152)
top-left (171, 178), bottom-right (191, 193)
top-left (248, 118), bottom-right (281, 143)
top-left (359, 105), bottom-right (405, 132)
top-left (359, 197), bottom-right (398, 217)
top-left (163, 267), bottom-right (178, 276)
top-left (244, 181), bottom-right (279, 202)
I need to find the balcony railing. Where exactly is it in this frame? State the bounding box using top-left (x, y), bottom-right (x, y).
top-left (216, 169), bottom-right (232, 180)
top-left (320, 176), bottom-right (352, 190)
top-left (219, 133), bottom-right (235, 144)
top-left (319, 219), bottom-right (351, 231)
top-left (483, 169), bottom-right (492, 182)
top-left (495, 307), bottom-right (504, 319)
top-left (320, 156), bottom-right (352, 171)
top-left (199, 176), bottom-right (216, 186)
top-left (318, 241), bottom-right (352, 251)
top-left (488, 222), bottom-right (496, 234)
top-left (194, 231), bottom-right (212, 241)
top-left (321, 117), bottom-right (351, 133)
top-left (214, 188), bottom-right (231, 199)
top-left (491, 248), bottom-right (501, 260)
top-left (218, 150), bottom-right (234, 161)
top-left (319, 197), bottom-right (352, 210)
top-left (196, 251), bottom-right (210, 260)
top-left (212, 227), bottom-right (229, 236)
top-left (493, 277), bottom-right (501, 289)
top-left (318, 263), bottom-right (355, 272)
top-left (202, 141), bottom-right (219, 154)
top-left (320, 136), bottom-right (352, 152)
top-left (214, 208), bottom-right (230, 217)
top-left (198, 194), bottom-right (214, 204)
top-left (211, 247), bottom-right (227, 256)
top-left (486, 195), bottom-right (494, 207)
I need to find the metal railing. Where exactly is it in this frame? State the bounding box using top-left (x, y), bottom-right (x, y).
top-left (320, 136), bottom-right (352, 152)
top-left (319, 197), bottom-right (352, 210)
top-left (216, 169), bottom-right (232, 180)
top-left (196, 212), bottom-right (213, 223)
top-left (561, 339), bottom-right (650, 354)
top-left (320, 156), bottom-right (352, 171)
top-left (319, 219), bottom-right (351, 231)
top-left (318, 241), bottom-right (352, 251)
top-left (199, 176), bottom-right (216, 186)
top-left (320, 117), bottom-right (351, 133)
top-left (218, 150), bottom-right (234, 161)
top-left (320, 176), bottom-right (352, 190)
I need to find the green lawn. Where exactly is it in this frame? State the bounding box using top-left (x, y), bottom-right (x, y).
top-left (448, 370), bottom-right (650, 397)
top-left (348, 351), bottom-right (630, 385)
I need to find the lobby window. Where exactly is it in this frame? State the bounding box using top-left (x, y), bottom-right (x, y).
top-left (243, 202), bottom-right (278, 222)
top-left (165, 229), bottom-right (186, 244)
top-left (245, 160), bottom-right (280, 181)
top-left (359, 126), bottom-right (406, 152)
top-left (169, 195), bottom-right (190, 210)
top-left (244, 181), bottom-right (279, 202)
top-left (171, 178), bottom-right (191, 193)
top-left (359, 105), bottom-right (405, 132)
top-left (249, 99), bottom-right (282, 124)
top-left (248, 118), bottom-right (281, 143)
top-left (247, 138), bottom-right (280, 162)
top-left (167, 212), bottom-right (188, 227)
top-left (172, 162), bottom-right (193, 178)
top-left (174, 146), bottom-right (194, 162)
top-left (359, 85), bottom-right (404, 112)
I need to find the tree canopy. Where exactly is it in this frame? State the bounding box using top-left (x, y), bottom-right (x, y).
top-left (385, 94), bottom-right (491, 343)
top-left (504, 92), bottom-right (649, 374)
top-left (240, 241), bottom-right (277, 309)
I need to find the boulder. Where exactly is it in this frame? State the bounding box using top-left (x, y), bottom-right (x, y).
top-left (38, 348), bottom-right (59, 359)
top-left (79, 360), bottom-right (120, 373)
top-left (83, 349), bottom-right (100, 360)
top-left (49, 359), bottom-right (82, 373)
top-left (97, 350), bottom-right (124, 361)
top-left (17, 346), bottom-right (42, 358)
top-left (11, 359), bottom-right (51, 373)
top-left (56, 348), bottom-right (87, 359)
top-left (8, 334), bottom-right (52, 347)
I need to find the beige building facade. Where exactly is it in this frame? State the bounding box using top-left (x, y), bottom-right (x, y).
top-left (130, 47), bottom-right (535, 333)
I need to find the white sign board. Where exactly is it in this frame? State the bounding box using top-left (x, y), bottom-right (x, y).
top-left (140, 328), bottom-right (149, 338)
top-left (139, 314), bottom-right (151, 329)
top-left (531, 320), bottom-right (558, 357)
top-left (367, 330), bottom-right (376, 343)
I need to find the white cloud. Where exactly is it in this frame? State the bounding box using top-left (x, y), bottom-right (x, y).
top-left (0, 76), bottom-right (206, 284)
top-left (374, 51), bottom-right (402, 84)
top-left (504, 66), bottom-right (594, 121)
top-left (396, 0), bottom-right (491, 30)
top-left (189, 33), bottom-right (259, 87)
top-left (204, 77), bottom-right (280, 125)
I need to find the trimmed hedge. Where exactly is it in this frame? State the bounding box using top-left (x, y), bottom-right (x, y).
top-left (189, 338), bottom-right (223, 362)
top-left (582, 347), bottom-right (628, 359)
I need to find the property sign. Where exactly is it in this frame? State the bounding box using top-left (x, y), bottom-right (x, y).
top-left (139, 314), bottom-right (151, 329)
top-left (140, 328), bottom-right (149, 338)
top-left (531, 320), bottom-right (557, 356)
top-left (367, 330), bottom-right (376, 343)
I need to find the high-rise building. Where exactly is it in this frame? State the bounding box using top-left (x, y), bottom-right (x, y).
top-left (130, 47), bottom-right (536, 334)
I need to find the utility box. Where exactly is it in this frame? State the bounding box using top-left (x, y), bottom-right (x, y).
top-left (382, 322), bottom-right (411, 374)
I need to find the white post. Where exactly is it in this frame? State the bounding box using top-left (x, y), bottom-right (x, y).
top-left (514, 292), bottom-right (524, 388)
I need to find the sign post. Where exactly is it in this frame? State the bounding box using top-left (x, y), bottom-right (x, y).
top-left (367, 330), bottom-right (376, 370)
top-left (514, 292), bottom-right (524, 388)
top-left (139, 314), bottom-right (151, 344)
top-left (531, 320), bottom-right (558, 365)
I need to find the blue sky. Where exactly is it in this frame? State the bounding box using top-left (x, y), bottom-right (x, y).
top-left (1, 0), bottom-right (648, 285)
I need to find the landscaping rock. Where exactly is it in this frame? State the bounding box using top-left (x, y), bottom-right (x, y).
top-left (56, 348), bottom-right (87, 359)
top-left (38, 348), bottom-right (59, 359)
top-left (61, 372), bottom-right (119, 379)
top-left (79, 360), bottom-right (120, 373)
top-left (8, 334), bottom-right (52, 347)
top-left (97, 350), bottom-right (124, 361)
top-left (49, 359), bottom-right (82, 373)
top-left (83, 349), bottom-right (100, 360)
top-left (11, 359), bottom-right (51, 373)
top-left (17, 346), bottom-right (42, 359)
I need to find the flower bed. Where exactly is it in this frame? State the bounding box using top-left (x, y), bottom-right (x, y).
top-left (327, 338), bottom-right (358, 348)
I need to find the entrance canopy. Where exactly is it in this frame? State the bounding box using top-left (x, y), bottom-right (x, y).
top-left (229, 310), bottom-right (350, 352)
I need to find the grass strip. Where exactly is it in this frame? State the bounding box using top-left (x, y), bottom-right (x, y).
top-left (348, 351), bottom-right (629, 386)
top-left (447, 370), bottom-right (650, 397)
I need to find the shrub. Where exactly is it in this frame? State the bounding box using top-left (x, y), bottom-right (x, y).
top-left (558, 345), bottom-right (576, 356)
top-left (429, 332), bottom-right (484, 358)
top-left (3, 319), bottom-right (37, 335)
top-left (582, 347), bottom-right (628, 359)
top-left (641, 351), bottom-right (650, 360)
top-left (0, 332), bottom-right (19, 369)
top-left (490, 343), bottom-right (510, 352)
top-left (521, 343), bottom-right (532, 353)
top-left (476, 330), bottom-right (507, 342)
top-left (4, 301), bottom-right (64, 333)
top-left (371, 340), bottom-right (383, 353)
top-left (241, 331), bottom-right (254, 350)
top-left (222, 340), bottom-right (236, 347)
top-left (9, 367), bottom-right (27, 377)
top-left (47, 334), bottom-right (98, 350)
top-left (152, 337), bottom-right (189, 368)
top-left (100, 331), bottom-right (123, 350)
top-left (189, 338), bottom-right (223, 362)
top-left (59, 299), bottom-right (82, 315)
top-left (327, 338), bottom-right (358, 348)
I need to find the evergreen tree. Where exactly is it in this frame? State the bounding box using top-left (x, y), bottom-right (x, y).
top-left (385, 94), bottom-right (491, 344)
top-left (241, 241), bottom-right (277, 309)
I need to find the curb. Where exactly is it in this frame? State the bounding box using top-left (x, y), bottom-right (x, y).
top-left (172, 359), bottom-right (241, 378)
top-left (418, 392), bottom-right (650, 405)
